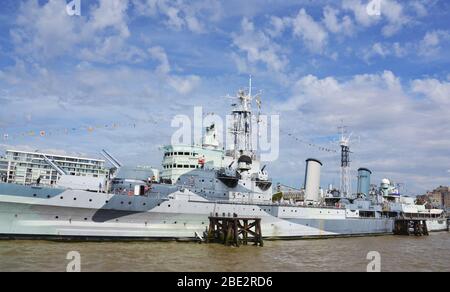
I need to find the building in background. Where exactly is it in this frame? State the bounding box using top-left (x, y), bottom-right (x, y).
top-left (421, 186), bottom-right (450, 210)
top-left (0, 149), bottom-right (108, 186)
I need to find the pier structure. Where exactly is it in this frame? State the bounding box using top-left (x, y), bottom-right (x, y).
top-left (207, 214), bottom-right (263, 247)
top-left (394, 219), bottom-right (429, 236)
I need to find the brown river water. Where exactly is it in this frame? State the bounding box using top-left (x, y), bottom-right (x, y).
top-left (0, 232), bottom-right (449, 272)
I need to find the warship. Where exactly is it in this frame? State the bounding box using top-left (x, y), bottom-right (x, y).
top-left (0, 82), bottom-right (447, 240)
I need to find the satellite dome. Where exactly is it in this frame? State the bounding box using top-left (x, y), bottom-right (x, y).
top-left (381, 178), bottom-right (390, 185)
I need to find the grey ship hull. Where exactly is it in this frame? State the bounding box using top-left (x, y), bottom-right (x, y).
top-left (0, 184), bottom-right (447, 240)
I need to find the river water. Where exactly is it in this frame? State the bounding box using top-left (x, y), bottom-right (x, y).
top-left (0, 233), bottom-right (449, 272)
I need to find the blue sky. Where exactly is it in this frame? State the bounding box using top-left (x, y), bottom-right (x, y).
top-left (0, 0), bottom-right (450, 193)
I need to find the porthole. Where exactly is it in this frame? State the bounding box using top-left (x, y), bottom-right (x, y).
top-left (33, 194), bottom-right (37, 197)
top-left (55, 216), bottom-right (59, 219)
top-left (47, 195), bottom-right (51, 198)
top-left (128, 202), bottom-right (132, 205)
top-left (89, 199), bottom-right (92, 202)
top-left (121, 202), bottom-right (124, 205)
top-left (60, 197), bottom-right (63, 199)
top-left (84, 218), bottom-right (88, 221)
top-left (73, 198), bottom-right (77, 201)
top-left (105, 200), bottom-right (109, 204)
top-left (168, 205), bottom-right (171, 207)
top-left (143, 203), bottom-right (147, 206)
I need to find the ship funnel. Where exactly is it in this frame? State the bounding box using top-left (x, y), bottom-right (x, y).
top-left (304, 158), bottom-right (322, 203)
top-left (357, 168), bottom-right (372, 196)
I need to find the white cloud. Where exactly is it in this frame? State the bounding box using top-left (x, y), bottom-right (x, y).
top-left (410, 0), bottom-right (428, 17)
top-left (148, 46), bottom-right (171, 75)
top-left (290, 9), bottom-right (328, 52)
top-left (276, 71), bottom-right (450, 192)
top-left (132, 0), bottom-right (222, 33)
top-left (266, 16), bottom-right (288, 38)
top-left (342, 0), bottom-right (379, 28)
top-left (148, 45), bottom-right (201, 94)
top-left (412, 78), bottom-right (450, 105)
top-left (10, 0), bottom-right (80, 59)
top-left (232, 18), bottom-right (288, 73)
top-left (381, 0), bottom-right (410, 37)
top-left (362, 42), bottom-right (407, 61)
top-left (418, 30), bottom-right (450, 57)
top-left (167, 75), bottom-right (201, 95)
top-left (90, 0), bottom-right (130, 38)
top-left (322, 6), bottom-right (355, 36)
top-left (342, 0), bottom-right (410, 37)
top-left (9, 0), bottom-right (147, 64)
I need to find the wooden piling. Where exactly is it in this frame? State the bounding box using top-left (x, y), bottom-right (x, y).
top-left (394, 219), bottom-right (429, 236)
top-left (207, 215), bottom-right (263, 247)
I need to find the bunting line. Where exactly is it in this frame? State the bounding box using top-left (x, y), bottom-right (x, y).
top-left (1, 118), bottom-right (157, 141)
top-left (280, 129), bottom-right (337, 153)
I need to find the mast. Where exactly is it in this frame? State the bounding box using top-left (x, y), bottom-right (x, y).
top-left (230, 76), bottom-right (258, 159)
top-left (338, 122), bottom-right (352, 197)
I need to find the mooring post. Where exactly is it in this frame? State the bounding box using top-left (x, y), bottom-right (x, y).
top-left (243, 219), bottom-right (249, 245)
top-left (207, 217), bottom-right (215, 243)
top-left (259, 219), bottom-right (264, 247)
top-left (225, 221), bottom-right (233, 246)
top-left (422, 220), bottom-right (429, 236)
top-left (233, 219), bottom-right (239, 247)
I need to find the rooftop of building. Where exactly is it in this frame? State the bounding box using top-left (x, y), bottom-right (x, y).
top-left (5, 149), bottom-right (105, 163)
